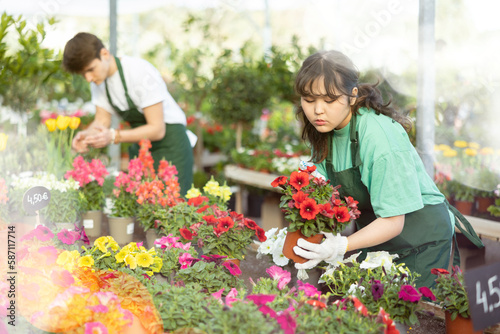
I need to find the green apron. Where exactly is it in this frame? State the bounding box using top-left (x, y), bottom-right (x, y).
top-left (105, 57), bottom-right (193, 196)
top-left (325, 113), bottom-right (483, 288)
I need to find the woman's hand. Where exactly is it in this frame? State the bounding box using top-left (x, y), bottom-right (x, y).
top-left (293, 233), bottom-right (348, 270)
top-left (72, 130), bottom-right (90, 153)
top-left (84, 124), bottom-right (113, 148)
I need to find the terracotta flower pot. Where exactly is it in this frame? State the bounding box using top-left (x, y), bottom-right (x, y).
top-left (475, 196), bottom-right (495, 214)
top-left (108, 216), bottom-right (135, 245)
top-left (82, 210), bottom-right (102, 238)
top-left (445, 312), bottom-right (483, 334)
top-left (282, 229), bottom-right (324, 264)
top-left (454, 200), bottom-right (474, 216)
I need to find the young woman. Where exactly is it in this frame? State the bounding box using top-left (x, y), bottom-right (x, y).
top-left (291, 50), bottom-right (483, 287)
top-left (63, 32), bottom-right (193, 195)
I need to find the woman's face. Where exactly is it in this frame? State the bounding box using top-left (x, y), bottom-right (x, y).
top-left (301, 79), bottom-right (357, 133)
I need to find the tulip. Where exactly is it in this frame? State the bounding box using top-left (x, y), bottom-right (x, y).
top-left (56, 115), bottom-right (71, 131)
top-left (69, 117), bottom-right (81, 130)
top-left (45, 118), bottom-right (57, 132)
top-left (0, 133), bottom-right (7, 151)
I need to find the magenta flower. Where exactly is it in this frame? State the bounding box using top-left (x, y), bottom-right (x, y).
top-left (33, 225), bottom-right (54, 242)
top-left (84, 322), bottom-right (108, 334)
top-left (179, 252), bottom-right (195, 269)
top-left (398, 285), bottom-right (422, 303)
top-left (276, 311), bottom-right (297, 334)
top-left (297, 280), bottom-right (321, 298)
top-left (371, 280), bottom-right (384, 301)
top-left (419, 286), bottom-right (436, 301)
top-left (136, 241), bottom-right (143, 248)
top-left (225, 288), bottom-right (240, 307)
top-left (57, 229), bottom-right (80, 245)
top-left (266, 266), bottom-right (291, 290)
top-left (246, 294), bottom-right (276, 306)
top-left (211, 288), bottom-right (225, 304)
top-left (201, 254), bottom-right (227, 263)
top-left (222, 261), bottom-right (242, 276)
top-left (259, 305), bottom-right (277, 318)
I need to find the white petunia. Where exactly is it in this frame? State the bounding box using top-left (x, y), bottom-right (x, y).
top-left (359, 251), bottom-right (399, 272)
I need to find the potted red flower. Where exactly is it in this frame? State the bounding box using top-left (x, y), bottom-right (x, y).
top-left (271, 164), bottom-right (361, 263)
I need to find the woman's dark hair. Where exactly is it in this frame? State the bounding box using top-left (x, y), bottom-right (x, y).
top-left (294, 50), bottom-right (412, 163)
top-left (62, 32), bottom-right (105, 73)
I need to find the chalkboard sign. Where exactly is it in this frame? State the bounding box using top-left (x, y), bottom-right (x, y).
top-left (23, 186), bottom-right (51, 215)
top-left (464, 261), bottom-right (500, 331)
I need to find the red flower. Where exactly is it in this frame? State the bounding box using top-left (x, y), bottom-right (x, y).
top-left (213, 225), bottom-right (226, 237)
top-left (229, 211), bottom-right (244, 223)
top-left (255, 226), bottom-right (267, 242)
top-left (376, 308), bottom-right (398, 334)
top-left (244, 218), bottom-right (258, 230)
top-left (431, 268), bottom-right (450, 275)
top-left (332, 206), bottom-right (350, 223)
top-left (271, 175), bottom-right (288, 188)
top-left (305, 165), bottom-right (317, 173)
top-left (306, 299), bottom-right (326, 309)
top-left (299, 198), bottom-right (320, 220)
top-left (292, 191), bottom-right (308, 209)
top-left (179, 228), bottom-right (193, 240)
top-left (217, 217), bottom-right (234, 231)
top-left (203, 215), bottom-right (218, 225)
top-left (289, 171), bottom-right (309, 190)
top-left (196, 204), bottom-right (210, 213)
top-left (352, 296), bottom-right (368, 316)
top-left (419, 286), bottom-right (436, 301)
top-left (318, 202), bottom-right (334, 218)
top-left (188, 196), bottom-right (205, 206)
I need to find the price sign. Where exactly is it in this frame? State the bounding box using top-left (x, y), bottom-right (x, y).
top-left (23, 186), bottom-right (51, 215)
top-left (464, 261), bottom-right (500, 331)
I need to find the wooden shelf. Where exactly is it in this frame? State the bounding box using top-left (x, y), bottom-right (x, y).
top-left (463, 215), bottom-right (500, 241)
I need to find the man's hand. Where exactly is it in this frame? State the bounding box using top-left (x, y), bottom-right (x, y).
top-left (293, 233), bottom-right (348, 270)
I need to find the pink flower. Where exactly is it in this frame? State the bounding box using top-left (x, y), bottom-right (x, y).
top-left (225, 288), bottom-right (240, 307)
top-left (94, 291), bottom-right (119, 306)
top-left (87, 304), bottom-right (109, 313)
top-left (51, 270), bottom-right (75, 288)
top-left (222, 261), bottom-right (242, 276)
top-left (418, 286), bottom-right (436, 301)
top-left (57, 229), bottom-right (80, 245)
top-left (259, 305), bottom-right (277, 318)
top-left (297, 280), bottom-right (321, 298)
top-left (39, 246), bottom-right (59, 265)
top-left (84, 321), bottom-right (108, 334)
top-left (246, 294), bottom-right (276, 306)
top-left (33, 225), bottom-right (54, 242)
top-left (266, 266), bottom-right (291, 290)
top-left (276, 311), bottom-right (297, 334)
top-left (211, 288), bottom-right (225, 304)
top-left (398, 285), bottom-right (422, 303)
top-left (179, 252), bottom-right (195, 269)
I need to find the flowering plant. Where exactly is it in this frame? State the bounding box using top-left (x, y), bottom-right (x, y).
top-left (431, 265), bottom-right (471, 320)
top-left (272, 163), bottom-right (361, 237)
top-left (320, 251), bottom-right (427, 326)
top-left (256, 227), bottom-right (290, 266)
top-left (488, 184), bottom-right (500, 216)
top-left (64, 155), bottom-right (109, 211)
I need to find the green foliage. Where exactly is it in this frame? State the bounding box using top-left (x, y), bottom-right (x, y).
top-left (157, 245), bottom-right (198, 278)
top-left (449, 180), bottom-right (477, 202)
top-left (175, 260), bottom-right (245, 294)
top-left (41, 188), bottom-right (82, 224)
top-left (432, 266), bottom-right (471, 320)
top-left (110, 188), bottom-right (138, 218)
top-left (487, 197), bottom-right (500, 217)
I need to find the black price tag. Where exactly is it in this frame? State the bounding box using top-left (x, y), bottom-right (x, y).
top-left (23, 186), bottom-right (51, 215)
top-left (464, 261), bottom-right (500, 331)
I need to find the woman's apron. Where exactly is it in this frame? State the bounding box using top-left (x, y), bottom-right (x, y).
top-left (105, 57), bottom-right (193, 196)
top-left (325, 113), bottom-right (483, 288)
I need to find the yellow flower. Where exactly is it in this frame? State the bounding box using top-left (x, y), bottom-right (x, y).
top-left (56, 251), bottom-right (72, 266)
top-left (468, 142), bottom-right (480, 149)
top-left (94, 236), bottom-right (110, 251)
top-left (146, 271), bottom-right (154, 276)
top-left (124, 254), bottom-right (137, 269)
top-left (443, 149), bottom-right (457, 158)
top-left (217, 185), bottom-right (232, 202)
top-left (115, 250), bottom-right (128, 263)
top-left (97, 252), bottom-right (111, 260)
top-left (0, 133), bottom-right (7, 152)
top-left (69, 117), bottom-right (81, 130)
top-left (56, 115), bottom-right (71, 130)
top-left (465, 148), bottom-right (477, 157)
top-left (479, 147), bottom-right (494, 155)
top-left (151, 257), bottom-right (163, 272)
top-left (186, 186), bottom-right (202, 199)
top-left (123, 242), bottom-right (139, 253)
top-left (108, 240), bottom-right (120, 252)
top-left (454, 140), bottom-right (468, 148)
top-left (438, 144), bottom-right (451, 151)
top-left (45, 118), bottom-right (57, 132)
top-left (203, 177), bottom-right (220, 196)
top-left (78, 255), bottom-right (95, 268)
top-left (136, 253), bottom-right (154, 267)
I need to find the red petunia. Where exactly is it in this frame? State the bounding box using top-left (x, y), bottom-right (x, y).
top-left (289, 171), bottom-right (309, 190)
top-left (255, 226), bottom-right (267, 242)
top-left (305, 165), bottom-right (317, 173)
top-left (292, 191), bottom-right (308, 209)
top-left (419, 286), bottom-right (436, 301)
top-left (217, 217), bottom-right (235, 231)
top-left (244, 218), bottom-right (258, 230)
top-left (306, 299), bottom-right (326, 309)
top-left (213, 225), bottom-right (226, 237)
top-left (229, 211), bottom-right (244, 223)
top-left (431, 268), bottom-right (450, 275)
top-left (271, 176), bottom-right (288, 188)
top-left (179, 228), bottom-right (193, 240)
top-left (332, 206), bottom-right (350, 223)
top-left (188, 196), bottom-right (205, 206)
top-left (203, 215), bottom-right (218, 225)
top-left (352, 296), bottom-right (368, 316)
top-left (196, 204), bottom-right (210, 213)
top-left (318, 202), bottom-right (334, 218)
top-left (299, 198), bottom-right (320, 220)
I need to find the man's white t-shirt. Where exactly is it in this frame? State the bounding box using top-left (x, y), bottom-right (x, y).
top-left (90, 55), bottom-right (186, 125)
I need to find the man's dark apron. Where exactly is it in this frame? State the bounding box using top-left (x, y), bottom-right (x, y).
top-left (325, 113), bottom-right (483, 288)
top-left (105, 57), bottom-right (193, 196)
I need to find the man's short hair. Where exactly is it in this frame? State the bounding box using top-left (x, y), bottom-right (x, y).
top-left (62, 32), bottom-right (105, 73)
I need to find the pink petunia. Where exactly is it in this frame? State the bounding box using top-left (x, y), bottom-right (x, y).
top-left (57, 229), bottom-right (80, 245)
top-left (275, 311), bottom-right (297, 334)
top-left (87, 304), bottom-right (109, 313)
top-left (84, 322), bottom-right (109, 334)
top-left (266, 266), bottom-right (291, 290)
top-left (297, 280), bottom-right (321, 298)
top-left (179, 252), bottom-right (195, 269)
top-left (259, 305), bottom-right (277, 318)
top-left (225, 288), bottom-right (240, 307)
top-left (246, 294), bottom-right (276, 306)
top-left (211, 288), bottom-right (225, 304)
top-left (418, 286), bottom-right (436, 301)
top-left (398, 285), bottom-right (422, 303)
top-left (32, 225), bottom-right (54, 242)
top-left (222, 261), bottom-right (242, 276)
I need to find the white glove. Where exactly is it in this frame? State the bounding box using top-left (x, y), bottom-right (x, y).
top-left (293, 233), bottom-right (348, 270)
